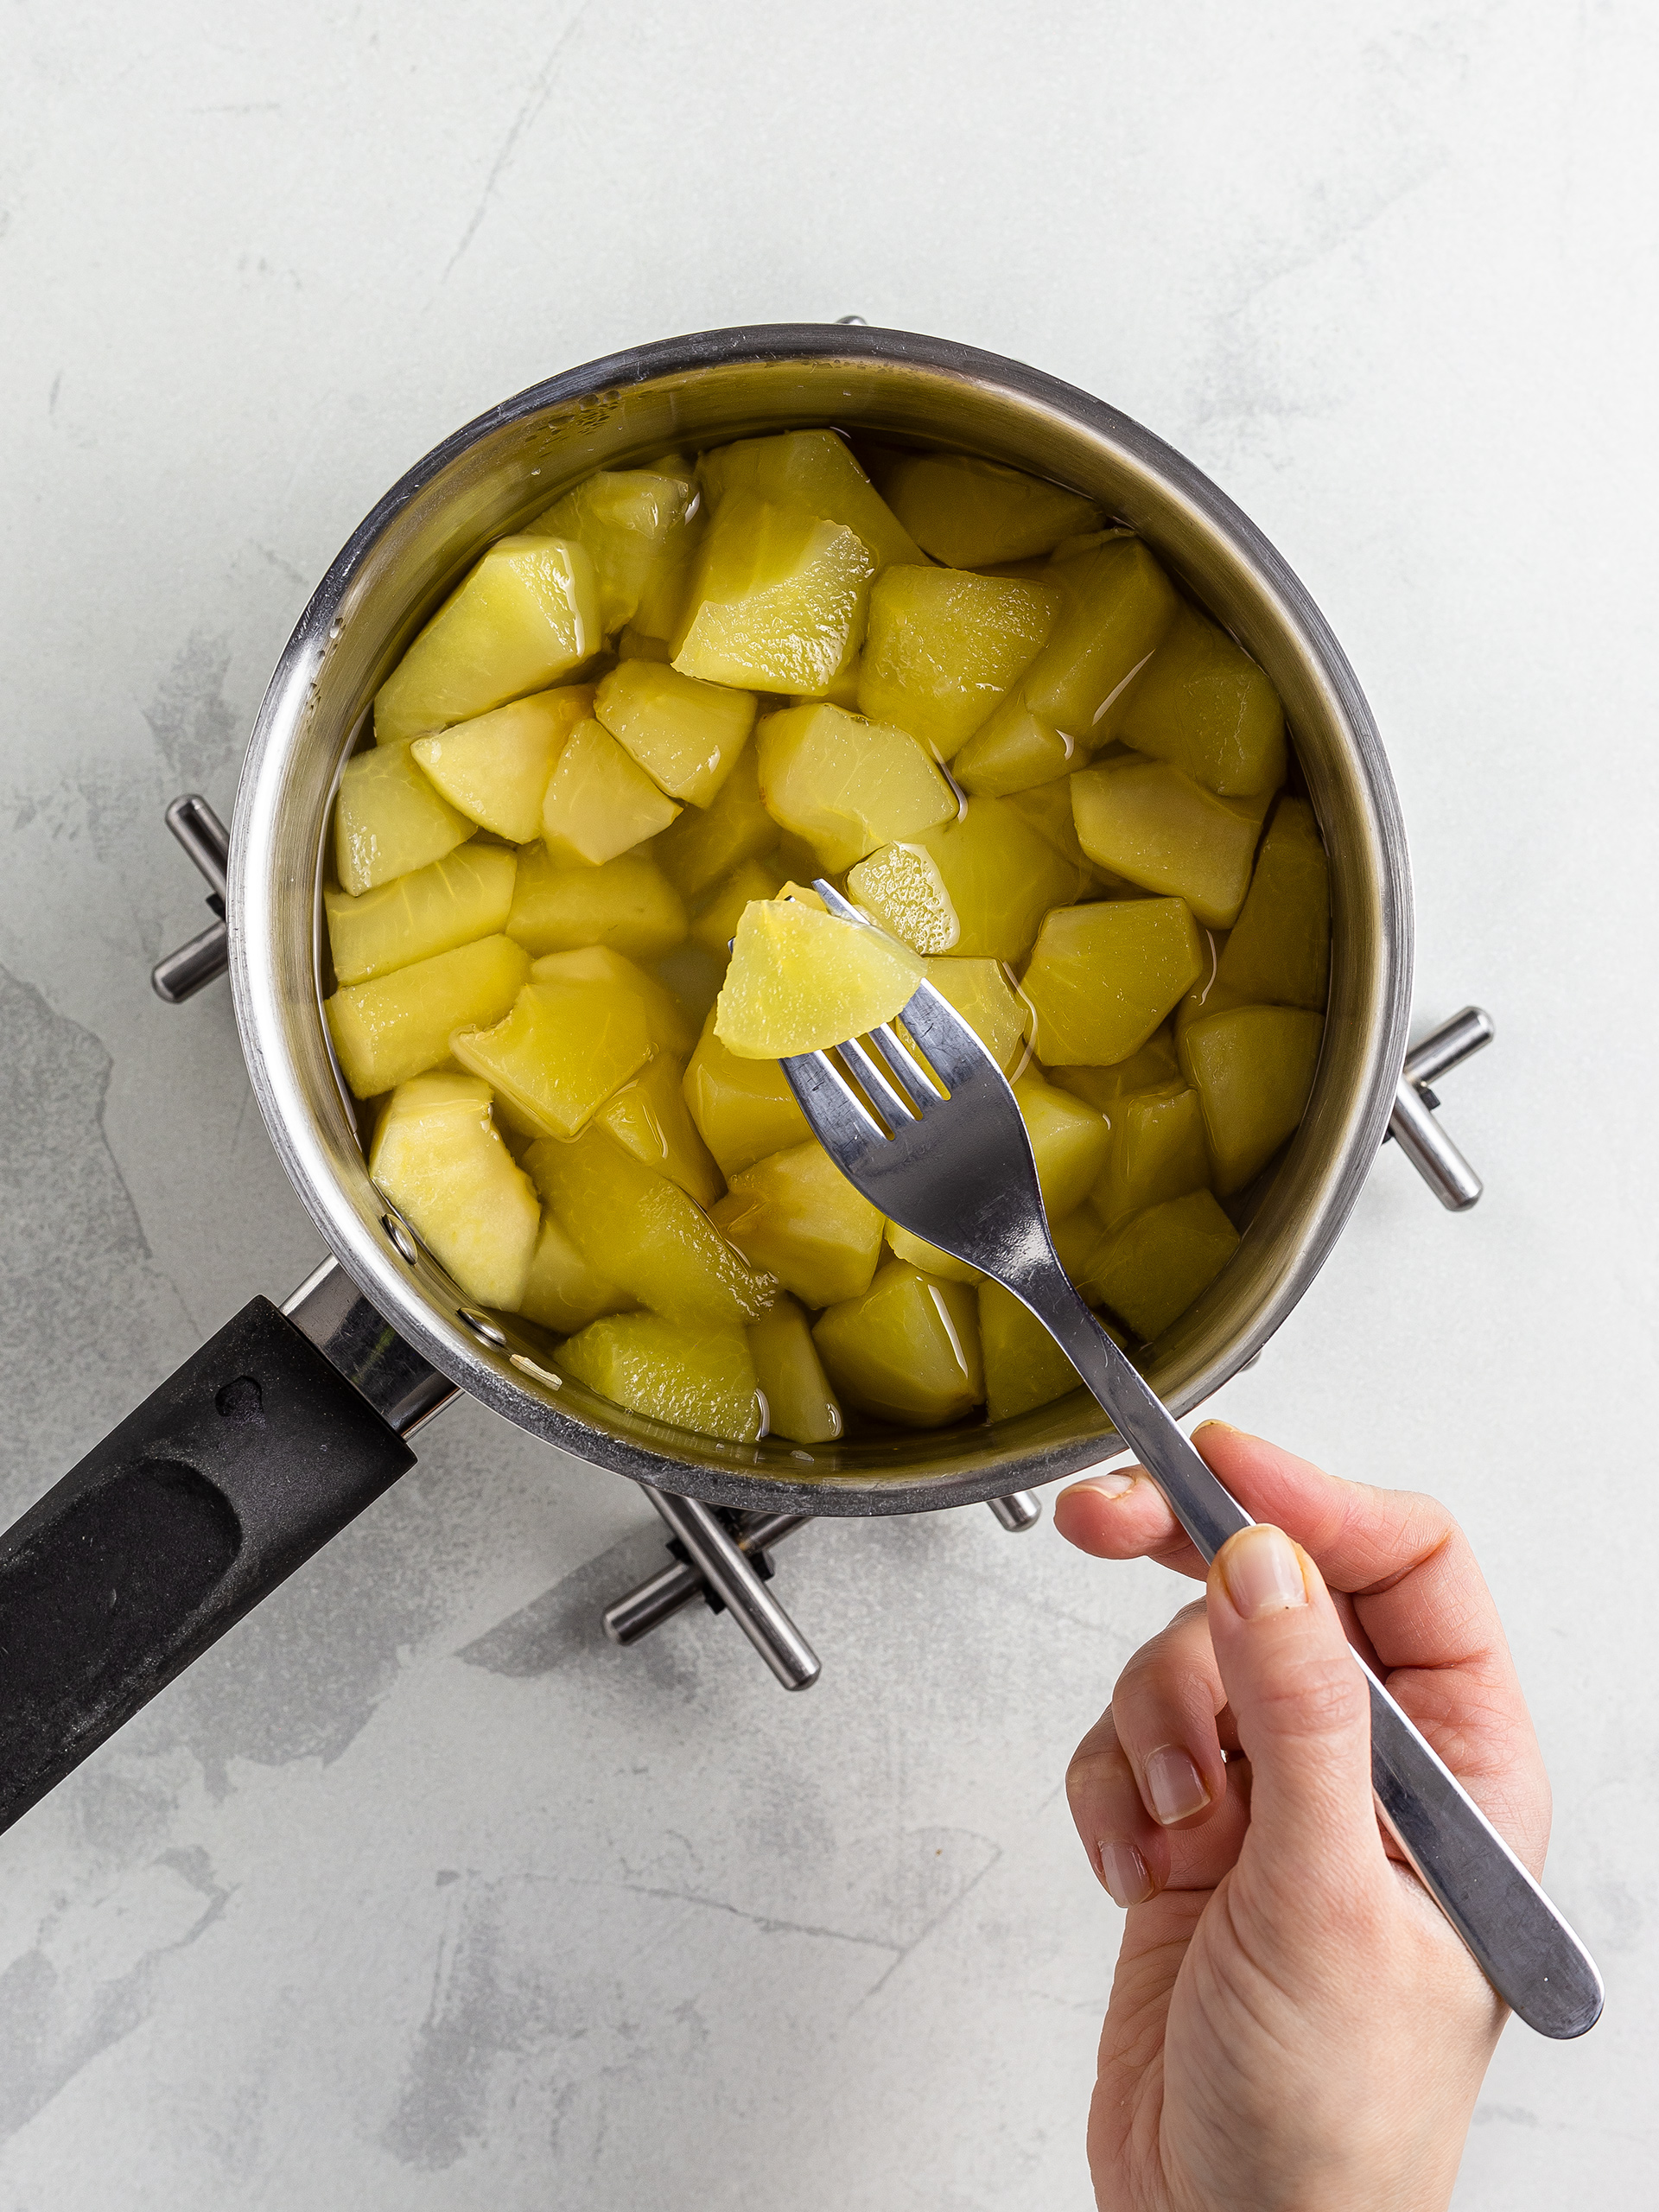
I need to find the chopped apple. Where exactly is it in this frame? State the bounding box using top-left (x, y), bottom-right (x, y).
top-left (885, 1223), bottom-right (982, 1286)
top-left (1179, 1003), bottom-right (1324, 1194)
top-left (672, 493), bottom-right (875, 694)
top-left (756, 702), bottom-right (957, 872)
top-left (527, 1125), bottom-right (774, 1328)
top-left (529, 944), bottom-right (696, 1057)
top-left (1090, 1188), bottom-right (1241, 1340)
top-left (847, 842), bottom-right (960, 954)
top-left (652, 745), bottom-right (778, 900)
top-left (1046, 1026), bottom-right (1181, 1109)
top-left (558, 1312), bottom-right (765, 1444)
top-left (979, 1280), bottom-right (1087, 1422)
top-left (1013, 1070), bottom-right (1113, 1217)
top-left (369, 1073), bottom-right (538, 1310)
top-left (519, 1211), bottom-right (627, 1335)
top-left (374, 535), bottom-right (602, 745)
top-left (919, 955), bottom-right (1029, 1071)
top-left (594, 659), bottom-right (757, 807)
top-left (325, 844), bottom-right (517, 986)
top-left (697, 429), bottom-right (922, 571)
top-left (712, 1139), bottom-right (886, 1306)
top-left (856, 566), bottom-right (1059, 760)
top-left (451, 976), bottom-right (654, 1140)
top-left (690, 855), bottom-right (786, 958)
top-left (715, 899), bottom-right (923, 1059)
top-left (1093, 1078), bottom-right (1211, 1228)
top-left (325, 934), bottom-right (530, 1098)
top-left (747, 1294), bottom-right (844, 1445)
top-left (1020, 899), bottom-right (1204, 1066)
top-left (594, 1052), bottom-right (723, 1209)
top-left (1214, 797), bottom-right (1330, 1009)
top-left (505, 844), bottom-right (686, 960)
top-left (912, 798), bottom-right (1082, 960)
top-left (1071, 755), bottom-right (1273, 928)
top-left (524, 468), bottom-right (696, 633)
top-left (540, 718), bottom-right (681, 867)
top-left (883, 453), bottom-right (1103, 568)
top-left (1114, 601), bottom-right (1287, 798)
top-left (683, 1007), bottom-right (813, 1177)
top-left (408, 684), bottom-right (592, 842)
top-left (813, 1262), bottom-right (984, 1427)
top-left (334, 740), bottom-right (473, 896)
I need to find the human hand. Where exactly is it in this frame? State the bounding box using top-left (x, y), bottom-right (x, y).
top-left (1055, 1423), bottom-right (1549, 2212)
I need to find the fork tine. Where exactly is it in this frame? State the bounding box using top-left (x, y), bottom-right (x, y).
top-left (868, 1021), bottom-right (944, 1110)
top-left (834, 1035), bottom-right (917, 1128)
top-left (781, 1046), bottom-right (891, 1149)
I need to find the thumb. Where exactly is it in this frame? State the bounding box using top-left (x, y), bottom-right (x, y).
top-left (1206, 1522), bottom-right (1380, 1893)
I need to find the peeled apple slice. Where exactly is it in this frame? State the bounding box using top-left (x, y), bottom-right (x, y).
top-left (1012, 1070), bottom-right (1112, 1217)
top-left (847, 842), bottom-right (960, 954)
top-left (333, 740), bottom-right (473, 896)
top-left (593, 1052), bottom-right (723, 1210)
top-left (518, 1211), bottom-right (626, 1335)
top-left (1093, 1078), bottom-right (1211, 1228)
top-left (410, 684), bottom-right (593, 842)
top-left (1089, 1188), bottom-right (1241, 1341)
top-left (594, 659), bottom-right (757, 807)
top-left (912, 798), bottom-right (1082, 961)
top-left (505, 845), bottom-right (687, 960)
top-left (540, 718), bottom-right (681, 867)
top-left (530, 944), bottom-right (696, 1058)
top-left (369, 1073), bottom-right (538, 1311)
top-left (812, 1262), bottom-right (984, 1428)
top-left (524, 468), bottom-right (696, 633)
top-left (747, 1294), bottom-right (844, 1446)
top-left (711, 1139), bottom-right (887, 1306)
top-left (451, 976), bottom-right (653, 1141)
top-left (1113, 601), bottom-right (1287, 798)
top-left (325, 933), bottom-right (531, 1098)
top-left (325, 844), bottom-right (517, 986)
top-left (855, 565), bottom-right (1059, 760)
top-left (756, 702), bottom-right (956, 873)
top-left (558, 1312), bottom-right (765, 1444)
top-left (1020, 899), bottom-right (1204, 1067)
top-left (1178, 1002), bottom-right (1324, 1195)
top-left (697, 429), bottom-right (922, 571)
top-left (1071, 755), bottom-right (1272, 929)
top-left (1214, 797), bottom-right (1330, 1009)
top-left (883, 454), bottom-right (1103, 569)
top-left (715, 899), bottom-right (923, 1060)
top-left (374, 535), bottom-right (602, 745)
top-left (673, 493), bottom-right (876, 695)
top-left (682, 1008), bottom-right (813, 1176)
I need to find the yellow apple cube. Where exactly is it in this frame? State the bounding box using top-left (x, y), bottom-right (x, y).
top-left (558, 1313), bottom-right (765, 1444)
top-left (540, 718), bottom-right (681, 867)
top-left (1178, 1003), bottom-right (1324, 1194)
top-left (673, 494), bottom-right (876, 694)
top-left (529, 944), bottom-right (696, 1057)
top-left (334, 740), bottom-right (473, 896)
top-left (594, 1052), bottom-right (723, 1210)
top-left (524, 468), bottom-right (696, 633)
top-left (756, 702), bottom-right (956, 872)
top-left (813, 1262), bottom-right (984, 1428)
top-left (451, 976), bottom-right (654, 1140)
top-left (1115, 601), bottom-right (1287, 798)
top-left (518, 1211), bottom-right (627, 1335)
top-left (1071, 755), bottom-right (1272, 928)
top-left (369, 1073), bottom-right (538, 1310)
top-left (1214, 797), bottom-right (1330, 1009)
top-left (1046, 1026), bottom-right (1180, 1107)
top-left (884, 453), bottom-right (1103, 568)
top-left (690, 855), bottom-right (786, 958)
top-left (856, 566), bottom-right (1059, 760)
top-left (652, 745), bottom-right (778, 900)
top-left (885, 1224), bottom-right (981, 1286)
top-left (846, 842), bottom-right (960, 955)
top-left (711, 1139), bottom-right (886, 1306)
top-left (1093, 1078), bottom-right (1211, 1228)
top-left (325, 844), bottom-right (517, 986)
top-left (715, 899), bottom-right (923, 1059)
top-left (979, 1279), bottom-right (1085, 1422)
top-left (374, 535), bottom-right (601, 744)
top-left (594, 659), bottom-right (757, 807)
top-left (1013, 1070), bottom-right (1113, 1217)
top-left (325, 934), bottom-right (530, 1098)
top-left (410, 684), bottom-right (593, 842)
top-left (1090, 1188), bottom-right (1241, 1341)
top-left (1020, 899), bottom-right (1204, 1066)
top-left (505, 844), bottom-right (687, 960)
top-left (698, 429), bottom-right (922, 571)
top-left (527, 1126), bottom-right (773, 1329)
top-left (912, 798), bottom-right (1082, 960)
top-left (747, 1294), bottom-right (844, 1445)
top-left (683, 1009), bottom-right (813, 1177)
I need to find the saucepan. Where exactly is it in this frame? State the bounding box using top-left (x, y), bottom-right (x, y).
top-left (0, 323), bottom-right (1427, 1835)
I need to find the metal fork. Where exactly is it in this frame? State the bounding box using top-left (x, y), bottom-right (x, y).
top-left (780, 880), bottom-right (1602, 2041)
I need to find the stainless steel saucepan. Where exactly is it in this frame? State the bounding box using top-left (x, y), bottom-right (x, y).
top-left (0, 324), bottom-right (1471, 1832)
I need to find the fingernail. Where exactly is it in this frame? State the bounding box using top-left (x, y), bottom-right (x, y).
top-left (1144, 1745), bottom-right (1211, 1826)
top-left (1220, 1523), bottom-right (1307, 1619)
top-left (1192, 1419), bottom-right (1239, 1437)
top-left (1098, 1841), bottom-right (1152, 1907)
top-left (1073, 1471), bottom-right (1135, 1499)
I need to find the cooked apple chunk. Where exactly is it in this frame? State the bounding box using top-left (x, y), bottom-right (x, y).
top-left (1071, 756), bottom-right (1272, 928)
top-left (529, 945), bottom-right (695, 1058)
top-left (856, 566), bottom-right (1059, 760)
top-left (451, 974), bottom-right (654, 1140)
top-left (524, 467), bottom-right (696, 633)
top-left (594, 1052), bottom-right (723, 1210)
top-left (757, 702), bottom-right (957, 872)
top-left (594, 659), bottom-right (756, 807)
top-left (369, 1073), bottom-right (538, 1310)
top-left (540, 718), bottom-right (681, 867)
top-left (846, 842), bottom-right (960, 955)
top-left (652, 745), bottom-right (778, 900)
top-left (1178, 1002), bottom-right (1324, 1194)
top-left (683, 1007), bottom-right (813, 1177)
top-left (410, 684), bottom-right (592, 842)
top-left (747, 1294), bottom-right (844, 1445)
top-left (1020, 899), bottom-right (1204, 1067)
top-left (505, 844), bottom-right (686, 959)
top-left (712, 1139), bottom-right (887, 1307)
top-left (673, 494), bottom-right (876, 695)
top-left (715, 899), bottom-right (922, 1060)
top-left (912, 798), bottom-right (1082, 961)
top-left (325, 845), bottom-right (517, 987)
top-left (1089, 1188), bottom-right (1241, 1341)
top-left (374, 535), bottom-right (602, 745)
top-left (690, 855), bottom-right (787, 958)
top-left (883, 453), bottom-right (1103, 569)
top-left (1114, 601), bottom-right (1287, 798)
top-left (1093, 1078), bottom-right (1211, 1228)
top-left (325, 933), bottom-right (530, 1098)
top-left (518, 1211), bottom-right (626, 1335)
top-left (1214, 797), bottom-right (1330, 1009)
top-left (698, 429), bottom-right (922, 572)
top-left (813, 1262), bottom-right (984, 1427)
top-left (559, 1313), bottom-right (766, 1444)
top-left (1012, 1070), bottom-right (1113, 1218)
top-left (919, 955), bottom-right (1028, 1071)
top-left (979, 1279), bottom-right (1087, 1422)
top-left (334, 740), bottom-right (474, 896)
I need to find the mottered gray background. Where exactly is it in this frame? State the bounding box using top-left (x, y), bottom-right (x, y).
top-left (2, 2), bottom-right (1656, 2204)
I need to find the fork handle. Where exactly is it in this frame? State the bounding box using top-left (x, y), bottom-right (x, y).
top-left (1015, 1264), bottom-right (1604, 2041)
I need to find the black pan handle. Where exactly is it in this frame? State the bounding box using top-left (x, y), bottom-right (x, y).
top-left (0, 1293), bottom-right (425, 1834)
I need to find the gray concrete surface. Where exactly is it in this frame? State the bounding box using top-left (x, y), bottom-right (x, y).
top-left (1, 2), bottom-right (1656, 2203)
